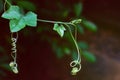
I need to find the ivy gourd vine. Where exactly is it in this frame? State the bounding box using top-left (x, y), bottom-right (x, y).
top-left (1, 0), bottom-right (82, 75)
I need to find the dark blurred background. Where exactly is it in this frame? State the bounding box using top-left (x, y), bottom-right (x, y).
top-left (0, 0), bottom-right (120, 80)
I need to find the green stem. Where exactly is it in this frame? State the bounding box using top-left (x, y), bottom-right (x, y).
top-left (64, 24), bottom-right (81, 62)
top-left (37, 19), bottom-right (73, 25)
top-left (37, 18), bottom-right (81, 62)
top-left (4, 0), bottom-right (11, 11)
top-left (5, 0), bottom-right (11, 6)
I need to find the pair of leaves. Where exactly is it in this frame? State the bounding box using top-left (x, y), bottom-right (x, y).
top-left (53, 23), bottom-right (66, 37)
top-left (1, 6), bottom-right (37, 32)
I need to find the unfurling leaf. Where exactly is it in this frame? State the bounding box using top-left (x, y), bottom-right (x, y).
top-left (53, 23), bottom-right (66, 37)
top-left (71, 19), bottom-right (82, 24)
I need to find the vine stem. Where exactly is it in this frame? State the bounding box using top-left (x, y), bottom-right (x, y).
top-left (38, 18), bottom-right (81, 63)
top-left (64, 24), bottom-right (81, 62)
top-left (5, 0), bottom-right (11, 6)
top-left (4, 0), bottom-right (11, 11)
top-left (37, 19), bottom-right (73, 25)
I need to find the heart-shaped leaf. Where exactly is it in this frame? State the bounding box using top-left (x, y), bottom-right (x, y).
top-left (53, 23), bottom-right (66, 37)
top-left (10, 18), bottom-right (26, 32)
top-left (23, 11), bottom-right (37, 27)
top-left (1, 6), bottom-right (21, 20)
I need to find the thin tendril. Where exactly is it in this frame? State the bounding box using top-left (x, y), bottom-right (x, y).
top-left (11, 32), bottom-right (18, 63)
top-left (3, 0), bottom-right (6, 11)
top-left (64, 24), bottom-right (81, 62)
top-left (70, 23), bottom-right (78, 41)
top-left (4, 0), bottom-right (11, 11)
top-left (10, 32), bottom-right (19, 74)
top-left (75, 26), bottom-right (77, 41)
top-left (5, 0), bottom-right (11, 6)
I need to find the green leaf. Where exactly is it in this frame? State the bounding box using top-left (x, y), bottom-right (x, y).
top-left (74, 3), bottom-right (83, 17)
top-left (1, 6), bottom-right (21, 20)
top-left (82, 20), bottom-right (97, 32)
top-left (17, 0), bottom-right (36, 11)
top-left (23, 11), bottom-right (37, 27)
top-left (10, 18), bottom-right (26, 32)
top-left (53, 23), bottom-right (66, 37)
top-left (82, 51), bottom-right (96, 63)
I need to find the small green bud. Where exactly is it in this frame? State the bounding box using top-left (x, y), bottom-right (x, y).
top-left (71, 67), bottom-right (79, 75)
top-left (71, 19), bottom-right (82, 24)
top-left (9, 61), bottom-right (19, 74)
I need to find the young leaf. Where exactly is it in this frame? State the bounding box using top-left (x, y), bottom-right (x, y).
top-left (82, 20), bottom-right (97, 32)
top-left (23, 11), bottom-right (37, 27)
top-left (53, 23), bottom-right (66, 37)
top-left (10, 18), bottom-right (26, 32)
top-left (1, 6), bottom-right (21, 20)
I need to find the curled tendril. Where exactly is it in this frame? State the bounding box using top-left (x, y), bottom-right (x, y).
top-left (63, 23), bottom-right (82, 75)
top-left (10, 32), bottom-right (19, 74)
top-left (70, 60), bottom-right (81, 75)
top-left (70, 60), bottom-right (80, 67)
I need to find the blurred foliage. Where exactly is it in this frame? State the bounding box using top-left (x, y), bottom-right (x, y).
top-left (74, 3), bottom-right (83, 17)
top-left (0, 46), bottom-right (12, 79)
top-left (0, 0), bottom-right (4, 12)
top-left (0, 0), bottom-right (97, 78)
top-left (82, 51), bottom-right (96, 63)
top-left (16, 0), bottom-right (36, 11)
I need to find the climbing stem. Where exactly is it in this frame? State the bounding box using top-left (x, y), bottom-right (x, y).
top-left (64, 24), bottom-right (81, 62)
top-left (5, 0), bottom-right (11, 6)
top-left (37, 19), bottom-right (73, 25)
top-left (4, 0), bottom-right (11, 11)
